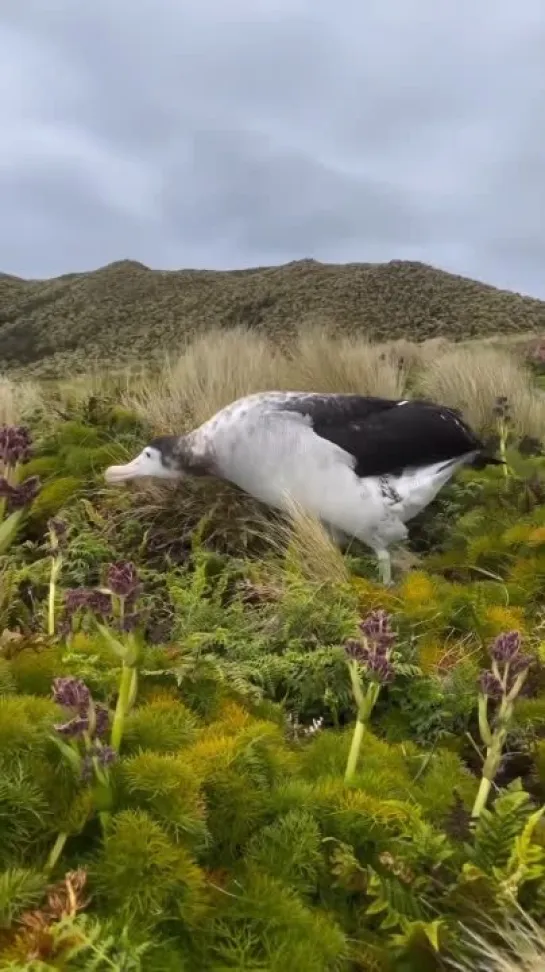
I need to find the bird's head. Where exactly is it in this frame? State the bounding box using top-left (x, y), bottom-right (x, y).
top-left (104, 435), bottom-right (184, 484)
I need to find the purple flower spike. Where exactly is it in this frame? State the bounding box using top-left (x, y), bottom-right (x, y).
top-left (55, 714), bottom-right (90, 738)
top-left (0, 475), bottom-right (41, 511)
top-left (87, 591), bottom-right (113, 618)
top-left (52, 676), bottom-right (91, 712)
top-left (107, 561), bottom-right (141, 599)
top-left (0, 426), bottom-right (32, 466)
top-left (344, 639), bottom-right (369, 664)
top-left (360, 610), bottom-right (397, 651)
top-left (64, 588), bottom-right (113, 618)
top-left (7, 476), bottom-right (41, 510)
top-left (366, 655), bottom-right (395, 684)
top-left (94, 705), bottom-right (110, 738)
top-left (64, 589), bottom-right (93, 615)
top-left (479, 671), bottom-right (504, 700)
top-left (81, 744), bottom-right (117, 782)
top-left (490, 631), bottom-right (521, 664)
top-left (508, 653), bottom-right (532, 676)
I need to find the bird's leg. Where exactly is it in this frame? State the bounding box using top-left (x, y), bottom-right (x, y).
top-left (376, 549), bottom-right (392, 587)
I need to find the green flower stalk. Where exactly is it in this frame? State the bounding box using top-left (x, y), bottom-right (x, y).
top-left (58, 562), bottom-right (145, 753)
top-left (47, 676), bottom-right (116, 869)
top-left (472, 631), bottom-right (532, 820)
top-left (99, 562), bottom-right (143, 753)
top-left (344, 611), bottom-right (396, 784)
top-left (493, 396), bottom-right (511, 479)
top-left (46, 518), bottom-right (69, 636)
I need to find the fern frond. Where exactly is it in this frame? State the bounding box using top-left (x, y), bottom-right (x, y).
top-left (470, 784), bottom-right (535, 875)
top-left (0, 867), bottom-right (47, 928)
top-left (245, 809), bottom-right (324, 896)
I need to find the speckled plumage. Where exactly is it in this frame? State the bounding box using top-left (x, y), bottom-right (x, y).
top-left (109, 391), bottom-right (501, 584)
top-left (148, 391), bottom-right (500, 583)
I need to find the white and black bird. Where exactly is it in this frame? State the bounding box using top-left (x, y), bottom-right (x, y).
top-left (104, 392), bottom-right (501, 584)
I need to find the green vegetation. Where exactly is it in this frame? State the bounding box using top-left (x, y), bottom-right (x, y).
top-left (3, 257), bottom-right (545, 378)
top-left (1, 331), bottom-right (545, 970)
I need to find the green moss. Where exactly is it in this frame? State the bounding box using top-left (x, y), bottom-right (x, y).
top-left (116, 752), bottom-right (208, 848)
top-left (91, 810), bottom-right (207, 930)
top-left (28, 475), bottom-right (82, 522)
top-left (0, 660), bottom-right (16, 696)
top-left (0, 695), bottom-right (60, 758)
top-left (8, 646), bottom-right (65, 696)
top-left (123, 697), bottom-right (198, 753)
top-left (18, 455), bottom-right (59, 480)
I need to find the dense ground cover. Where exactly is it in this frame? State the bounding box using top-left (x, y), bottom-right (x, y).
top-left (2, 333), bottom-right (545, 970)
top-left (3, 256), bottom-right (545, 379)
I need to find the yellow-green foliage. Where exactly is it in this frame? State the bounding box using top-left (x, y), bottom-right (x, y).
top-left (0, 695), bottom-right (60, 759)
top-left (116, 752), bottom-right (208, 846)
top-left (3, 383), bottom-right (545, 971)
top-left (91, 809), bottom-right (208, 929)
top-left (8, 645), bottom-right (66, 696)
top-left (122, 695), bottom-right (198, 753)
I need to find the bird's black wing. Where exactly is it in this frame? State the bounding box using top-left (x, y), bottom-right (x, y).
top-left (283, 394), bottom-right (491, 478)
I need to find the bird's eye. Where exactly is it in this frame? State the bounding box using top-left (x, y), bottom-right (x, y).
top-left (144, 450), bottom-right (152, 458)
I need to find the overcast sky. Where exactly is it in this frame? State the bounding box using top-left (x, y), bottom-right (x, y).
top-left (1, 0), bottom-right (545, 297)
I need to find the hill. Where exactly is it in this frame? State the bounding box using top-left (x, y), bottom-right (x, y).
top-left (2, 257), bottom-right (545, 377)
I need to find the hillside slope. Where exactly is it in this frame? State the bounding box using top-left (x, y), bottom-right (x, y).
top-left (2, 257), bottom-right (545, 376)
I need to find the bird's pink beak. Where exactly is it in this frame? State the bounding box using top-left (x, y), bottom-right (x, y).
top-left (104, 447), bottom-right (181, 484)
top-left (104, 451), bottom-right (154, 483)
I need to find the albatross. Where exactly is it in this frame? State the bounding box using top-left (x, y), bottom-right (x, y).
top-left (104, 392), bottom-right (501, 584)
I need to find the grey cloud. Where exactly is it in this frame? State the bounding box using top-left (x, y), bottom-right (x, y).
top-left (1, 0), bottom-right (545, 295)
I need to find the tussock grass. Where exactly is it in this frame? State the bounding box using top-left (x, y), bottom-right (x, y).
top-left (267, 496), bottom-right (351, 587)
top-left (417, 345), bottom-right (545, 440)
top-left (282, 327), bottom-right (408, 398)
top-left (451, 911), bottom-right (545, 972)
top-left (122, 327), bottom-right (545, 446)
top-left (109, 328), bottom-right (545, 566)
top-left (283, 325), bottom-right (412, 398)
top-left (122, 476), bottom-right (275, 560)
top-left (44, 365), bottom-right (146, 413)
top-left (0, 374), bottom-right (42, 426)
top-left (123, 325), bottom-right (425, 436)
top-left (123, 326), bottom-right (288, 433)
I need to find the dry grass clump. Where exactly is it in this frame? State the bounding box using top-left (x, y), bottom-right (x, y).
top-left (122, 475), bottom-right (275, 561)
top-left (123, 326), bottom-right (545, 447)
top-left (417, 345), bottom-right (545, 441)
top-left (284, 325), bottom-right (412, 398)
top-left (451, 911), bottom-right (545, 972)
top-left (266, 496), bottom-right (351, 587)
top-left (122, 326), bottom-right (289, 433)
top-left (105, 329), bottom-right (545, 568)
top-left (123, 325), bottom-right (428, 435)
top-left (0, 374), bottom-right (42, 426)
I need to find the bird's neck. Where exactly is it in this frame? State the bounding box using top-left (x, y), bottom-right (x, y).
top-left (174, 431), bottom-right (216, 477)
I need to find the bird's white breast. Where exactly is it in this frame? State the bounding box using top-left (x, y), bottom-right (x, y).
top-left (196, 398), bottom-right (391, 540)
